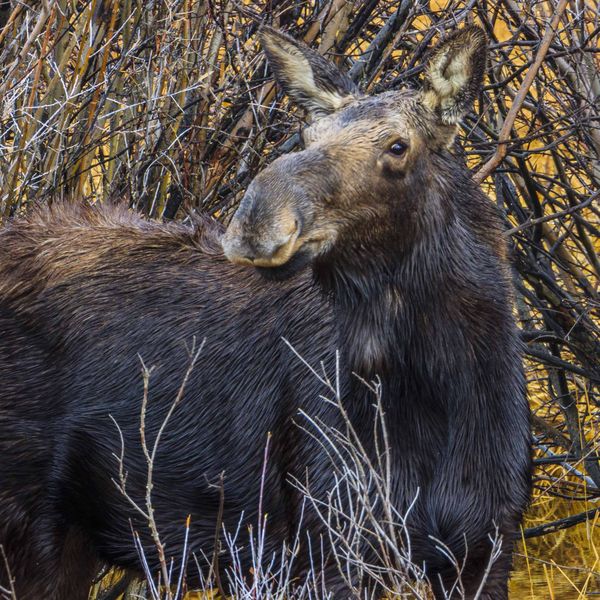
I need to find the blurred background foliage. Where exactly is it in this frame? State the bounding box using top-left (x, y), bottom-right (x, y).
top-left (0, 0), bottom-right (598, 598)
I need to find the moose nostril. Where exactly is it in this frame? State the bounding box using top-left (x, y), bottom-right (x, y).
top-left (221, 230), bottom-right (257, 265)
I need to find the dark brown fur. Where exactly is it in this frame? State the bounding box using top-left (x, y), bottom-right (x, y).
top-left (0, 27), bottom-right (531, 600)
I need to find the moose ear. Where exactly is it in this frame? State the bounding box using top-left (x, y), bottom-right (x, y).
top-left (421, 26), bottom-right (487, 125)
top-left (260, 26), bottom-right (360, 119)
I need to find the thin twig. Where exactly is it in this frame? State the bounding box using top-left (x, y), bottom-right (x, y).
top-left (474, 0), bottom-right (570, 183)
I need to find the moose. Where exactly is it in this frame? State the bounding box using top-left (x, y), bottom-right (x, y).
top-left (0, 26), bottom-right (530, 599)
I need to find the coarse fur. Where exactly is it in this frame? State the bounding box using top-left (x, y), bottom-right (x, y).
top-left (0, 26), bottom-right (531, 600)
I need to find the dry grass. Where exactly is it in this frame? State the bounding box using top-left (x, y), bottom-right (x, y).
top-left (0, 0), bottom-right (598, 597)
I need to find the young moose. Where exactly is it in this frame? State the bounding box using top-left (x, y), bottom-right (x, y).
top-left (0, 27), bottom-right (530, 599)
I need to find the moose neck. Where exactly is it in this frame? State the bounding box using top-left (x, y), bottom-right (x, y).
top-left (313, 239), bottom-right (429, 377)
top-left (312, 177), bottom-right (491, 382)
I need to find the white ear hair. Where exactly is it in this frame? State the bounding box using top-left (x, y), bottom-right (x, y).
top-left (421, 26), bottom-right (487, 125)
top-left (260, 27), bottom-right (360, 118)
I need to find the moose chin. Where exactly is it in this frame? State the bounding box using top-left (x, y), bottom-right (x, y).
top-left (0, 25), bottom-right (530, 600)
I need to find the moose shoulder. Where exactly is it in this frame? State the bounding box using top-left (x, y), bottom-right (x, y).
top-left (0, 26), bottom-right (530, 600)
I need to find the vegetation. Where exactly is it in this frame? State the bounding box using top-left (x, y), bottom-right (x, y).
top-left (0, 0), bottom-right (598, 597)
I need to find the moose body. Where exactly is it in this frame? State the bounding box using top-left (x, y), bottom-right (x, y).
top-left (0, 27), bottom-right (530, 600)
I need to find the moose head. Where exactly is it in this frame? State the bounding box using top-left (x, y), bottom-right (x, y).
top-left (222, 26), bottom-right (487, 278)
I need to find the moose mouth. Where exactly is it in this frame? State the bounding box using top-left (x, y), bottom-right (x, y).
top-left (255, 244), bottom-right (317, 281)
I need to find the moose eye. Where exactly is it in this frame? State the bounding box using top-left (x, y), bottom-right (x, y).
top-left (388, 141), bottom-right (408, 156)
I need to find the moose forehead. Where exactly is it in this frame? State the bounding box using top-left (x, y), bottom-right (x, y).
top-left (303, 90), bottom-right (443, 146)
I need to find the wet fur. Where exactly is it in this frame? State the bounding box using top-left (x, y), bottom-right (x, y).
top-left (0, 173), bottom-right (530, 600)
top-left (0, 204), bottom-right (343, 597)
top-left (0, 26), bottom-right (531, 600)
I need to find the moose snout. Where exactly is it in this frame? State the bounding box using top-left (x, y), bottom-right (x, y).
top-left (222, 203), bottom-right (301, 267)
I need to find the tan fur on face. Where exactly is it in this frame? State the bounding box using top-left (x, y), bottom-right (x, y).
top-left (303, 96), bottom-right (415, 148)
top-left (301, 92), bottom-right (433, 170)
top-left (224, 27), bottom-right (489, 270)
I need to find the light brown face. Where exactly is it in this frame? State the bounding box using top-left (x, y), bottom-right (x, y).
top-left (222, 26), bottom-right (487, 276)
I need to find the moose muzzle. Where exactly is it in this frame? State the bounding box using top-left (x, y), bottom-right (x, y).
top-left (222, 189), bottom-right (306, 268)
top-left (222, 154), bottom-right (315, 268)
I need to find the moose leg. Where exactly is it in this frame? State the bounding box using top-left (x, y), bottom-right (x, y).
top-left (52, 527), bottom-right (99, 600)
top-left (3, 525), bottom-right (98, 600)
top-left (428, 541), bottom-right (513, 600)
top-left (469, 544), bottom-right (513, 600)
